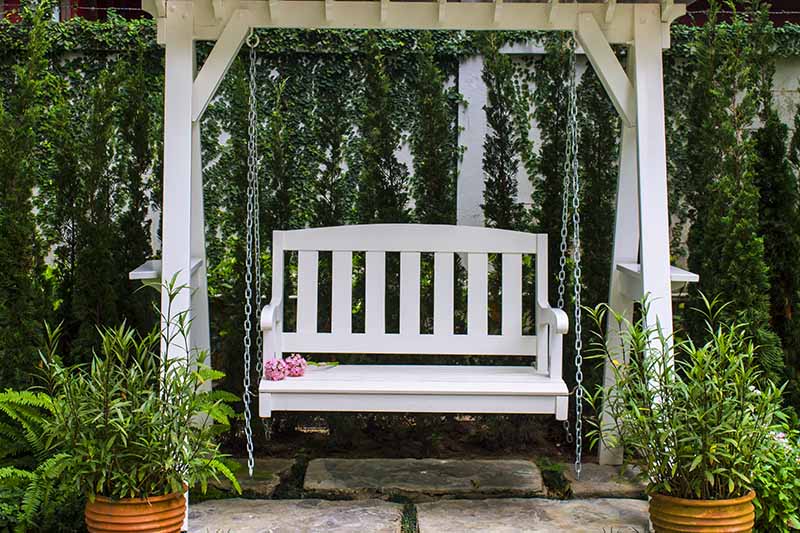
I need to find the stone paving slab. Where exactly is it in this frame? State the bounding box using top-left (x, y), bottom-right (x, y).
top-left (304, 458), bottom-right (544, 501)
top-left (416, 498), bottom-right (650, 533)
top-left (210, 458), bottom-right (296, 498)
top-left (563, 463), bottom-right (647, 499)
top-left (188, 498), bottom-right (403, 533)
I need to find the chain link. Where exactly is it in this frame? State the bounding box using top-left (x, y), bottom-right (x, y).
top-left (242, 32), bottom-right (259, 479)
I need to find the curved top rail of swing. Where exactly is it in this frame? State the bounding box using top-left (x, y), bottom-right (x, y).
top-left (272, 224), bottom-right (546, 255)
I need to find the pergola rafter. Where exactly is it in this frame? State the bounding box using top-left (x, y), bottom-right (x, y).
top-left (137, 4), bottom-right (695, 506)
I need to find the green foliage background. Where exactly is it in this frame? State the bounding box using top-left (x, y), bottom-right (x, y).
top-left (2, 6), bottom-right (800, 454)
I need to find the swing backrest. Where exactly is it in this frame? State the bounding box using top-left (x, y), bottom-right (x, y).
top-left (264, 224), bottom-right (553, 372)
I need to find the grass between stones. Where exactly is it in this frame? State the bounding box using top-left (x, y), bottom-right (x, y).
top-left (400, 502), bottom-right (420, 533)
top-left (535, 457), bottom-right (571, 499)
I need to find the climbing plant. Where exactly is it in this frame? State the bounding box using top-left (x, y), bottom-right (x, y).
top-left (356, 36), bottom-right (410, 225)
top-left (0, 1), bottom-right (51, 390)
top-left (480, 33), bottom-right (527, 231)
top-left (683, 1), bottom-right (784, 383)
top-left (410, 32), bottom-right (459, 226)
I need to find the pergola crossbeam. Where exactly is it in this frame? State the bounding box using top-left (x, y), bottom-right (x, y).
top-left (576, 13), bottom-right (636, 127)
top-left (152, 1), bottom-right (685, 45)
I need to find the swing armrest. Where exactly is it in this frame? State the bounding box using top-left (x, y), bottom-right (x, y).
top-left (538, 305), bottom-right (569, 335)
top-left (260, 299), bottom-right (282, 331)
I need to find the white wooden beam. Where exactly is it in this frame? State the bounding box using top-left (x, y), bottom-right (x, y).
top-left (211, 0), bottom-right (224, 20)
top-left (547, 0), bottom-right (558, 24)
top-left (660, 0), bottom-right (682, 23)
top-left (604, 0), bottom-right (616, 24)
top-left (161, 0), bottom-right (196, 364)
top-left (632, 4), bottom-right (673, 344)
top-left (325, 0), bottom-right (334, 22)
top-left (380, 0), bottom-right (389, 24)
top-left (438, 0), bottom-right (446, 23)
top-left (576, 13), bottom-right (636, 127)
top-left (180, 3), bottom-right (671, 45)
top-left (191, 9), bottom-right (250, 122)
top-left (598, 89), bottom-right (638, 466)
top-left (493, 0), bottom-right (502, 24)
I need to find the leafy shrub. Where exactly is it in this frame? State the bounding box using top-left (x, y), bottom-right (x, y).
top-left (587, 298), bottom-right (785, 500)
top-left (39, 293), bottom-right (240, 500)
top-left (752, 422), bottom-right (800, 532)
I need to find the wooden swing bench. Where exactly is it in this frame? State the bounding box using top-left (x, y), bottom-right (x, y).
top-left (258, 224), bottom-right (569, 420)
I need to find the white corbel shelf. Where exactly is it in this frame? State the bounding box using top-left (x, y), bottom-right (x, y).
top-left (616, 262), bottom-right (698, 300)
top-left (129, 258), bottom-right (204, 281)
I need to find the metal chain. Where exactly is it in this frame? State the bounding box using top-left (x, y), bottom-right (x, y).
top-left (565, 32), bottom-right (584, 481)
top-left (555, 33), bottom-right (583, 476)
top-left (557, 34), bottom-right (573, 447)
top-left (242, 29), bottom-right (260, 479)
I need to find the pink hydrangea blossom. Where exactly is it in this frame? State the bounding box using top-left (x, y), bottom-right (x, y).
top-left (264, 359), bottom-right (288, 381)
top-left (285, 354), bottom-right (308, 377)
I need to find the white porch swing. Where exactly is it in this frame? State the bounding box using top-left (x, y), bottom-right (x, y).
top-left (240, 29), bottom-right (583, 476)
top-left (138, 0), bottom-right (699, 497)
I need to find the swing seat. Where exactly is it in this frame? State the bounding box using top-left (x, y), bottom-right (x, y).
top-left (258, 224), bottom-right (569, 420)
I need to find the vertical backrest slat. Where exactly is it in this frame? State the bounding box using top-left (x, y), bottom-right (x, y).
top-left (297, 251), bottom-right (319, 334)
top-left (467, 253), bottom-right (488, 336)
top-left (365, 251), bottom-right (386, 335)
top-left (502, 253), bottom-right (523, 337)
top-left (433, 252), bottom-right (454, 336)
top-left (331, 251), bottom-right (353, 334)
top-left (271, 232), bottom-right (285, 307)
top-left (400, 252), bottom-right (421, 335)
top-left (536, 234), bottom-right (550, 374)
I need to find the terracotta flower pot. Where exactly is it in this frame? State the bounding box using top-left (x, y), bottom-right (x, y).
top-left (85, 490), bottom-right (185, 533)
top-left (650, 490), bottom-right (756, 533)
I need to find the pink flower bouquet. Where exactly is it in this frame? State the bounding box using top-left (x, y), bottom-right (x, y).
top-left (264, 359), bottom-right (288, 381)
top-left (285, 354), bottom-right (308, 377)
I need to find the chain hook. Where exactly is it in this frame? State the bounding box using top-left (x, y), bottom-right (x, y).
top-left (246, 28), bottom-right (260, 49)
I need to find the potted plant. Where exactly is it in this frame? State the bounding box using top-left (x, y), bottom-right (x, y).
top-left (39, 284), bottom-right (240, 533)
top-left (587, 298), bottom-right (785, 533)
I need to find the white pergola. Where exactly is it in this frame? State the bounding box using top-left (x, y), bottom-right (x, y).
top-left (138, 0), bottom-right (694, 467)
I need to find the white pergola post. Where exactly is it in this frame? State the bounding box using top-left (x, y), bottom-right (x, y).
top-left (161, 0), bottom-right (200, 360)
top-left (599, 122), bottom-right (639, 465)
top-left (632, 4), bottom-right (674, 343)
top-left (596, 5), bottom-right (676, 465)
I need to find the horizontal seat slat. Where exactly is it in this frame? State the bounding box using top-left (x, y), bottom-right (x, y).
top-left (280, 332), bottom-right (537, 356)
top-left (260, 365), bottom-right (564, 395)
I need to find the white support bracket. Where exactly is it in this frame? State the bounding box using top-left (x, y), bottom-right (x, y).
top-left (191, 9), bottom-right (250, 122)
top-left (211, 0), bottom-right (224, 20)
top-left (493, 0), bottom-right (503, 24)
top-left (604, 0), bottom-right (616, 24)
top-left (660, 0), bottom-right (682, 22)
top-left (380, 0), bottom-right (389, 24)
top-left (268, 0), bottom-right (279, 21)
top-left (438, 0), bottom-right (446, 23)
top-left (547, 0), bottom-right (558, 24)
top-left (325, 0), bottom-right (334, 22)
top-left (576, 13), bottom-right (636, 128)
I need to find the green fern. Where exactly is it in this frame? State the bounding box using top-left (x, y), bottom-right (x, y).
top-left (0, 390), bottom-right (81, 531)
